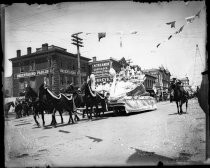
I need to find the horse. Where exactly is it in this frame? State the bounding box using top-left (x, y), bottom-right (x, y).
top-left (24, 85), bottom-right (47, 126)
top-left (65, 84), bottom-right (86, 120)
top-left (14, 101), bottom-right (23, 119)
top-left (38, 84), bottom-right (76, 126)
top-left (80, 81), bottom-right (107, 119)
top-left (170, 80), bottom-right (189, 114)
top-left (4, 101), bottom-right (15, 118)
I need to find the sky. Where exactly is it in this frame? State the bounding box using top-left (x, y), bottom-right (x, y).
top-left (4, 1), bottom-right (206, 86)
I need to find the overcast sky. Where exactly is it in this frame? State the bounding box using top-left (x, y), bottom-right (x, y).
top-left (4, 1), bottom-right (206, 86)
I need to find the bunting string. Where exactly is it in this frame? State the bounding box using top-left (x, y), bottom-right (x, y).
top-left (79, 6), bottom-right (204, 51)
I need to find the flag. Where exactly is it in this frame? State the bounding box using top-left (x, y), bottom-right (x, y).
top-left (178, 25), bottom-right (184, 33)
top-left (157, 43), bottom-right (161, 48)
top-left (98, 32), bottom-right (106, 41)
top-left (166, 21), bottom-right (176, 28)
top-left (168, 35), bottom-right (172, 40)
top-left (185, 15), bottom-right (195, 24)
top-left (195, 10), bottom-right (201, 18)
top-left (131, 31), bottom-right (138, 34)
top-left (175, 30), bottom-right (179, 34)
top-left (120, 36), bottom-right (122, 47)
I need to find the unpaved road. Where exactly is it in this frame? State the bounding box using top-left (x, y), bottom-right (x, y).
top-left (5, 98), bottom-right (207, 167)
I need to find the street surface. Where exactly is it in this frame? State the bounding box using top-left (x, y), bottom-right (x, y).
top-left (5, 98), bottom-right (206, 167)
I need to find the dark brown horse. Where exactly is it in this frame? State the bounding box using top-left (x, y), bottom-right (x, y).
top-left (170, 80), bottom-right (189, 114)
top-left (65, 84), bottom-right (85, 119)
top-left (25, 85), bottom-right (47, 126)
top-left (38, 84), bottom-right (76, 126)
top-left (80, 81), bottom-right (107, 119)
top-left (4, 101), bottom-right (15, 118)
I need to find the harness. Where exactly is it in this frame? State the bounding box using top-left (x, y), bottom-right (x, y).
top-left (87, 83), bottom-right (105, 99)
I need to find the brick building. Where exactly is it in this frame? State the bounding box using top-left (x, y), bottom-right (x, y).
top-left (180, 77), bottom-right (190, 87)
top-left (143, 66), bottom-right (171, 94)
top-left (4, 76), bottom-right (13, 97)
top-left (9, 43), bottom-right (91, 97)
top-left (89, 57), bottom-right (122, 84)
top-left (143, 73), bottom-right (157, 92)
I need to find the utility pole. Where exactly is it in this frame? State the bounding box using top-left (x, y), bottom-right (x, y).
top-left (71, 32), bottom-right (83, 88)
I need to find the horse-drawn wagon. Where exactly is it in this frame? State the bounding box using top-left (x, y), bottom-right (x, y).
top-left (108, 95), bottom-right (157, 114)
top-left (106, 68), bottom-right (157, 114)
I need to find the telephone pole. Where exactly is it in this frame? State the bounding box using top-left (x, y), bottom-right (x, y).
top-left (71, 32), bottom-right (83, 88)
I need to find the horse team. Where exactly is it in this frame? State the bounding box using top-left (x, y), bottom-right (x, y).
top-left (5, 78), bottom-right (190, 126)
top-left (18, 80), bottom-right (108, 127)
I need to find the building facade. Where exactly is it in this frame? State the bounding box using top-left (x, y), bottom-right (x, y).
top-left (180, 77), bottom-right (189, 87)
top-left (9, 43), bottom-right (91, 97)
top-left (4, 76), bottom-right (13, 97)
top-left (89, 57), bottom-right (122, 84)
top-left (143, 73), bottom-right (157, 92)
top-left (143, 66), bottom-right (171, 94)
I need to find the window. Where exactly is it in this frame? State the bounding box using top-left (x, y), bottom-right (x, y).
top-left (20, 66), bottom-right (24, 73)
top-left (60, 75), bottom-right (65, 85)
top-left (29, 60), bottom-right (35, 71)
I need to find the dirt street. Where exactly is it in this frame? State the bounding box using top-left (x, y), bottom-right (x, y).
top-left (5, 98), bottom-right (207, 167)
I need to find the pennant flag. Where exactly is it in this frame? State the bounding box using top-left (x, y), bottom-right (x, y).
top-left (120, 40), bottom-right (122, 48)
top-left (131, 31), bottom-right (138, 34)
top-left (175, 30), bottom-right (179, 34)
top-left (166, 21), bottom-right (176, 28)
top-left (185, 15), bottom-right (195, 24)
top-left (98, 32), bottom-right (106, 41)
top-left (157, 43), bottom-right (161, 48)
top-left (195, 10), bottom-right (201, 18)
top-left (168, 35), bottom-right (172, 40)
top-left (178, 25), bottom-right (184, 33)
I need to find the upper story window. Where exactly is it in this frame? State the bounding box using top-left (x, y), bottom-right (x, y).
top-left (60, 75), bottom-right (65, 85)
top-left (29, 60), bottom-right (35, 71)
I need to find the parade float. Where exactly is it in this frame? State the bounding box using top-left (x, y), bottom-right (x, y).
top-left (107, 67), bottom-right (157, 114)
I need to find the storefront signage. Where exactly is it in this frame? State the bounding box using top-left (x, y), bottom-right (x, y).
top-left (16, 71), bottom-right (36, 78)
top-left (37, 69), bottom-right (49, 75)
top-left (15, 69), bottom-right (50, 79)
top-left (60, 69), bottom-right (76, 75)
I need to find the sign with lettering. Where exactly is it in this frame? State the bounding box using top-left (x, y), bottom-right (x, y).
top-left (60, 69), bottom-right (76, 75)
top-left (16, 71), bottom-right (36, 78)
top-left (92, 61), bottom-right (111, 84)
top-left (15, 69), bottom-right (50, 79)
top-left (37, 69), bottom-right (49, 75)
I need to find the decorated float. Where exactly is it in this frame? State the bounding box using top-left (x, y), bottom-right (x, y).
top-left (107, 67), bottom-right (157, 114)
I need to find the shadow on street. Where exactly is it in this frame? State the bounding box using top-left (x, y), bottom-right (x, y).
top-left (126, 148), bottom-right (176, 165)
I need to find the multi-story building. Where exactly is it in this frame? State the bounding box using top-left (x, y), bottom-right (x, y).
top-left (143, 73), bottom-right (157, 92)
top-left (89, 57), bottom-right (122, 84)
top-left (4, 76), bottom-right (13, 97)
top-left (9, 43), bottom-right (91, 96)
top-left (143, 66), bottom-right (171, 94)
top-left (180, 77), bottom-right (190, 87)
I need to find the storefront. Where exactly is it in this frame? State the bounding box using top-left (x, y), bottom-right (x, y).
top-left (9, 43), bottom-right (90, 96)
